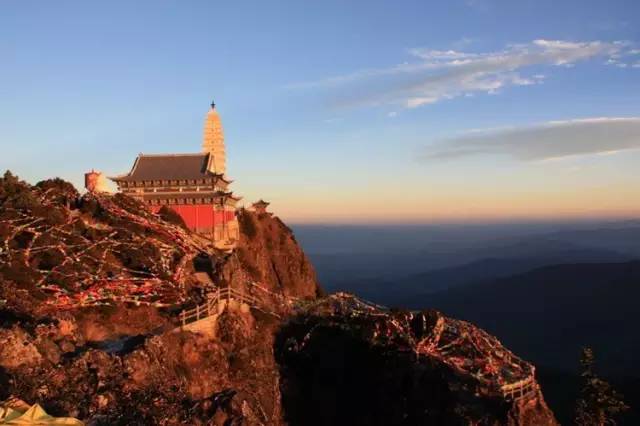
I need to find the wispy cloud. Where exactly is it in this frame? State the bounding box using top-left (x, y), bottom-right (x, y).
top-left (422, 117), bottom-right (640, 161)
top-left (288, 39), bottom-right (636, 110)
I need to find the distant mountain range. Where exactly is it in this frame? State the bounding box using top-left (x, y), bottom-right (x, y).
top-left (299, 224), bottom-right (640, 424)
top-left (413, 260), bottom-right (640, 376)
top-left (301, 225), bottom-right (640, 374)
top-left (412, 260), bottom-right (640, 425)
top-left (316, 234), bottom-right (635, 302)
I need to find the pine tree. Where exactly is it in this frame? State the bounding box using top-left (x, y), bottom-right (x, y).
top-left (574, 347), bottom-right (629, 425)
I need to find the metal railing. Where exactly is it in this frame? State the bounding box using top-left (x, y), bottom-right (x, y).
top-left (500, 371), bottom-right (537, 402)
top-left (177, 286), bottom-right (278, 327)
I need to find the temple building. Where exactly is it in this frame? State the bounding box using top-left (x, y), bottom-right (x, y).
top-left (252, 199), bottom-right (271, 215)
top-left (110, 102), bottom-right (240, 249)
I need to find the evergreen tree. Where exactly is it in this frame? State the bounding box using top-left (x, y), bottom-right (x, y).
top-left (574, 347), bottom-right (629, 425)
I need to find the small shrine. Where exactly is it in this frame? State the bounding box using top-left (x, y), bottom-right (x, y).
top-left (252, 199), bottom-right (271, 215)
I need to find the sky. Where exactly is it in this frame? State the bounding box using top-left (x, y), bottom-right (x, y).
top-left (1, 0), bottom-right (639, 224)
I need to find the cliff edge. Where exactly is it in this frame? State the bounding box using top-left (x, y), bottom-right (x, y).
top-left (276, 294), bottom-right (556, 425)
top-left (0, 173), bottom-right (556, 425)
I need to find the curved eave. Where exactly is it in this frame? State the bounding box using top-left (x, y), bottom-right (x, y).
top-left (108, 175), bottom-right (132, 183)
top-left (213, 174), bottom-right (233, 184)
top-left (214, 191), bottom-right (242, 202)
top-left (108, 154), bottom-right (141, 183)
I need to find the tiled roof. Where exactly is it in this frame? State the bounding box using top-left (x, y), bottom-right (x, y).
top-left (111, 153), bottom-right (218, 182)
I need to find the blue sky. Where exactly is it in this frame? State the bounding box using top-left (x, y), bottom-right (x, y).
top-left (1, 0), bottom-right (639, 223)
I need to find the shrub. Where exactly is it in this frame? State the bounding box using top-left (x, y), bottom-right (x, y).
top-left (35, 178), bottom-right (79, 207)
top-left (236, 247), bottom-right (261, 280)
top-left (0, 258), bottom-right (41, 288)
top-left (11, 230), bottom-right (35, 249)
top-left (11, 189), bottom-right (39, 211)
top-left (32, 248), bottom-right (65, 270)
top-left (118, 244), bottom-right (161, 274)
top-left (574, 347), bottom-right (628, 425)
top-left (238, 209), bottom-right (257, 239)
top-left (35, 177), bottom-right (77, 194)
top-left (0, 172), bottom-right (39, 210)
top-left (33, 205), bottom-right (68, 226)
top-left (78, 196), bottom-right (102, 217)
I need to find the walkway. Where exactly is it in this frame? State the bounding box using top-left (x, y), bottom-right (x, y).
top-left (177, 282), bottom-right (294, 328)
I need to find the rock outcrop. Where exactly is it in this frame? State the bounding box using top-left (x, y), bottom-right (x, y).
top-left (276, 294), bottom-right (556, 425)
top-left (0, 172), bottom-right (557, 425)
top-left (215, 209), bottom-right (322, 300)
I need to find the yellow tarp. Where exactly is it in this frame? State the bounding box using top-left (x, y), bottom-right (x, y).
top-left (0, 404), bottom-right (83, 425)
top-left (0, 408), bottom-right (23, 423)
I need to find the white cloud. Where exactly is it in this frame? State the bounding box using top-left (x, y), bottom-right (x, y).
top-left (289, 39), bottom-right (636, 110)
top-left (406, 48), bottom-right (479, 61)
top-left (422, 117), bottom-right (640, 161)
top-left (406, 97), bottom-right (438, 108)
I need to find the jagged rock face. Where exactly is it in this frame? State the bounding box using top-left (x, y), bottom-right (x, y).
top-left (1, 174), bottom-right (558, 425)
top-left (0, 173), bottom-right (213, 317)
top-left (3, 307), bottom-right (284, 424)
top-left (0, 174), bottom-right (320, 316)
top-left (0, 174), bottom-right (318, 424)
top-left (215, 209), bottom-right (322, 301)
top-left (275, 294), bottom-right (557, 426)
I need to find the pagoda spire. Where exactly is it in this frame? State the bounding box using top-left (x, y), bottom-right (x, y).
top-left (202, 100), bottom-right (226, 174)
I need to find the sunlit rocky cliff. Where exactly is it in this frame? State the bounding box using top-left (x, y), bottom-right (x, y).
top-left (0, 172), bottom-right (556, 425)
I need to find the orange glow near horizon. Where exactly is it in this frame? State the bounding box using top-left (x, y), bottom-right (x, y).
top-left (231, 145), bottom-right (640, 225)
top-left (237, 173), bottom-right (640, 224)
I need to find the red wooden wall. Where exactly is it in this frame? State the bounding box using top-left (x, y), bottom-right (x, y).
top-left (150, 204), bottom-right (235, 232)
